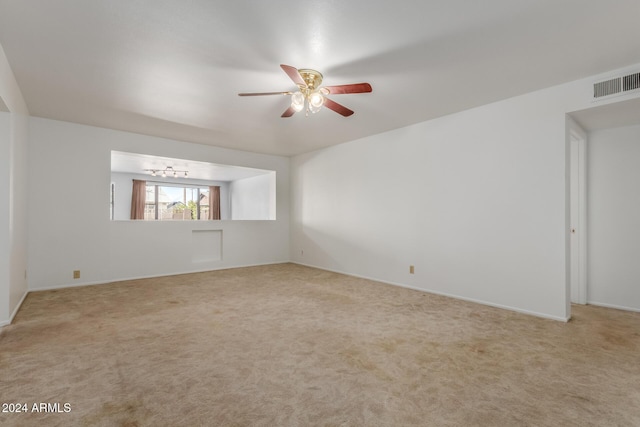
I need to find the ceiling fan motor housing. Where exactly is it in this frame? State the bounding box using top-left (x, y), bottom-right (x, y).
top-left (297, 69), bottom-right (323, 90)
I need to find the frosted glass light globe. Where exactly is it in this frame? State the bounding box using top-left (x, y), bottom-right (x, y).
top-left (291, 91), bottom-right (305, 112)
top-left (309, 91), bottom-right (324, 108)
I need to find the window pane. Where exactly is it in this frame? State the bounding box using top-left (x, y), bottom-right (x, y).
top-left (145, 185), bottom-right (156, 220)
top-left (200, 190), bottom-right (209, 220)
top-left (158, 186), bottom-right (175, 220)
top-left (140, 184), bottom-right (208, 221)
top-left (186, 187), bottom-right (199, 220)
top-left (158, 186), bottom-right (202, 220)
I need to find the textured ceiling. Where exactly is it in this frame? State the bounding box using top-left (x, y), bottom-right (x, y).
top-left (1, 0), bottom-right (640, 156)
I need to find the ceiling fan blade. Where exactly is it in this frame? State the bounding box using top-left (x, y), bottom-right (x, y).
top-left (281, 106), bottom-right (296, 118)
top-left (322, 83), bottom-right (372, 95)
top-left (238, 91), bottom-right (292, 96)
top-left (280, 64), bottom-right (306, 87)
top-left (324, 98), bottom-right (354, 117)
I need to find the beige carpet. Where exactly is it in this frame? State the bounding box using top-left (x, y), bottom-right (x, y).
top-left (1, 263), bottom-right (639, 426)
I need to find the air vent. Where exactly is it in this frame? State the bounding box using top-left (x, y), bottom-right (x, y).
top-left (594, 78), bottom-right (621, 98)
top-left (623, 72), bottom-right (640, 91)
top-left (593, 71), bottom-right (640, 100)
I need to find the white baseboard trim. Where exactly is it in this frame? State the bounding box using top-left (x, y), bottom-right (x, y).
top-left (10, 291), bottom-right (28, 322)
top-left (587, 301), bottom-right (640, 313)
top-left (28, 261), bottom-right (291, 293)
top-left (0, 290), bottom-right (29, 328)
top-left (292, 261), bottom-right (570, 322)
top-left (31, 279), bottom-right (111, 292)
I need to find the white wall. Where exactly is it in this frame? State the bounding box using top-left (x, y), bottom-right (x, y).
top-left (0, 111), bottom-right (9, 323)
top-left (291, 64), bottom-right (640, 321)
top-left (0, 42), bottom-right (29, 326)
top-left (8, 112), bottom-right (28, 318)
top-left (230, 173), bottom-right (276, 220)
top-left (110, 172), bottom-right (231, 221)
top-left (587, 125), bottom-right (640, 311)
top-left (28, 117), bottom-right (290, 290)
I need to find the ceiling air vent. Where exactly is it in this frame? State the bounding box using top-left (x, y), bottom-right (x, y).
top-left (623, 72), bottom-right (640, 92)
top-left (593, 71), bottom-right (640, 100)
top-left (593, 78), bottom-right (621, 98)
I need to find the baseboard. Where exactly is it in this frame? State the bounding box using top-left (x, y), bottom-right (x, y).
top-left (0, 290), bottom-right (29, 328)
top-left (10, 290), bottom-right (28, 322)
top-left (29, 261), bottom-right (291, 293)
top-left (31, 279), bottom-right (111, 292)
top-left (292, 261), bottom-right (570, 322)
top-left (587, 301), bottom-right (640, 313)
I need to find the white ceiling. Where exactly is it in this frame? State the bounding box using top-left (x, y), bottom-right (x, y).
top-left (1, 0), bottom-right (640, 156)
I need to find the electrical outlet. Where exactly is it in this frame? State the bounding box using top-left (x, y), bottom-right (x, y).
top-left (409, 265), bottom-right (415, 274)
top-left (73, 270), bottom-right (80, 279)
top-left (301, 249), bottom-right (304, 256)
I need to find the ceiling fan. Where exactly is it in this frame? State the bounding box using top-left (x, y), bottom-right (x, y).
top-left (238, 64), bottom-right (372, 118)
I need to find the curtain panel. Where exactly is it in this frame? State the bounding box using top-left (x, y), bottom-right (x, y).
top-left (209, 186), bottom-right (221, 220)
top-left (130, 179), bottom-right (146, 220)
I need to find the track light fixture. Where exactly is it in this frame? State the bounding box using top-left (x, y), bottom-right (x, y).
top-left (144, 166), bottom-right (189, 178)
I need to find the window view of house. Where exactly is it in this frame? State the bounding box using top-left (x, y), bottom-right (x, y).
top-left (144, 184), bottom-right (211, 220)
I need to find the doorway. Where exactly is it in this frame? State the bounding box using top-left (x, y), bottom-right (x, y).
top-left (569, 96), bottom-right (640, 312)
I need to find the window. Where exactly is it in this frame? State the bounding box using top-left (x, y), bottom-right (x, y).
top-left (144, 184), bottom-right (211, 221)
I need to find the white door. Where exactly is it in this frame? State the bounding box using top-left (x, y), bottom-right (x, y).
top-left (569, 131), bottom-right (587, 304)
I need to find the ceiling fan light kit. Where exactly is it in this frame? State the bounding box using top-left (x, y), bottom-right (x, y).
top-left (239, 64), bottom-right (372, 118)
top-left (291, 68), bottom-right (325, 115)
